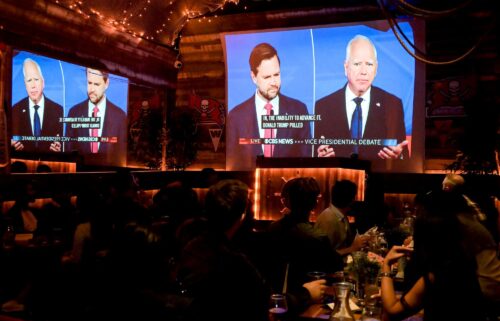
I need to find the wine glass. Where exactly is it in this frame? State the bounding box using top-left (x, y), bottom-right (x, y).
top-left (307, 271), bottom-right (327, 281)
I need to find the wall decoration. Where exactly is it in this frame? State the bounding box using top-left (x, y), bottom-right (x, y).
top-left (128, 90), bottom-right (165, 168)
top-left (426, 77), bottom-right (475, 118)
top-left (189, 93), bottom-right (225, 153)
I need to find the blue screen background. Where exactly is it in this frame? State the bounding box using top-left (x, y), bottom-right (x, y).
top-left (12, 50), bottom-right (129, 136)
top-left (224, 21), bottom-right (415, 136)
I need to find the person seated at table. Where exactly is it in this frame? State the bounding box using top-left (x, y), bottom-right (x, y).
top-left (41, 185), bottom-right (78, 247)
top-left (4, 180), bottom-right (41, 235)
top-left (1, 180), bottom-right (43, 314)
top-left (61, 186), bottom-right (112, 265)
top-left (381, 190), bottom-right (488, 321)
top-left (442, 173), bottom-right (487, 222)
top-left (173, 179), bottom-right (328, 321)
top-left (268, 177), bottom-right (344, 292)
top-left (314, 180), bottom-right (369, 256)
top-left (149, 180), bottom-right (201, 258)
top-left (439, 186), bottom-right (500, 318)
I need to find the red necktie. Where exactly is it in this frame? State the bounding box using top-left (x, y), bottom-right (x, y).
top-left (264, 103), bottom-right (274, 157)
top-left (91, 105), bottom-right (99, 153)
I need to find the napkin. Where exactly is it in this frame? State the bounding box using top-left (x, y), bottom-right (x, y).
top-left (327, 298), bottom-right (361, 312)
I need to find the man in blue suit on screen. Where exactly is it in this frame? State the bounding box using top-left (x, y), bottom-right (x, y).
top-left (227, 43), bottom-right (311, 170)
top-left (315, 35), bottom-right (409, 161)
top-left (65, 68), bottom-right (127, 166)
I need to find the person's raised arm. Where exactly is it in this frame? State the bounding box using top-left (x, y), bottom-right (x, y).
top-left (381, 245), bottom-right (424, 318)
top-left (336, 234), bottom-right (368, 256)
top-left (302, 279), bottom-right (327, 303)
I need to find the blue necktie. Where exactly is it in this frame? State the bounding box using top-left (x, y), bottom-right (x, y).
top-left (33, 105), bottom-right (41, 136)
top-left (350, 97), bottom-right (363, 154)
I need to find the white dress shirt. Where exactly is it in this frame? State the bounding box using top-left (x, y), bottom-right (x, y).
top-left (254, 91), bottom-right (280, 153)
top-left (345, 86), bottom-right (371, 137)
top-left (29, 95), bottom-right (45, 135)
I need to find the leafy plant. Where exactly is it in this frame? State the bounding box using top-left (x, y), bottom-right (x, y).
top-left (446, 150), bottom-right (498, 175)
top-left (346, 251), bottom-right (382, 282)
top-left (166, 108), bottom-right (199, 170)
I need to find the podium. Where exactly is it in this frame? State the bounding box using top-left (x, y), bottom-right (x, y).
top-left (253, 156), bottom-right (370, 221)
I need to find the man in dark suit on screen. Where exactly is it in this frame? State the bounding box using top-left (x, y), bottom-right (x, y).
top-left (65, 68), bottom-right (127, 166)
top-left (11, 58), bottom-right (63, 152)
top-left (315, 35), bottom-right (409, 161)
top-left (227, 43), bottom-right (311, 170)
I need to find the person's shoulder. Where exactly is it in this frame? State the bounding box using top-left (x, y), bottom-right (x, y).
top-left (12, 97), bottom-right (29, 111)
top-left (228, 96), bottom-right (254, 117)
top-left (457, 213), bottom-right (496, 248)
top-left (295, 221), bottom-right (318, 236)
top-left (315, 88), bottom-right (344, 106)
top-left (68, 100), bottom-right (87, 112)
top-left (107, 100), bottom-right (126, 116)
top-left (279, 94), bottom-right (307, 108)
top-left (371, 86), bottom-right (402, 104)
top-left (316, 207), bottom-right (335, 222)
top-left (44, 97), bottom-right (63, 111)
top-left (268, 217), bottom-right (286, 232)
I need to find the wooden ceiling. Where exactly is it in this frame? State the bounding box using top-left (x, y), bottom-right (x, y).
top-left (0, 0), bottom-right (496, 87)
top-left (2, 0), bottom-right (494, 49)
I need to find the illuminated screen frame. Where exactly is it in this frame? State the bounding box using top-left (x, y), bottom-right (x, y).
top-left (11, 50), bottom-right (129, 166)
top-left (222, 19), bottom-right (425, 173)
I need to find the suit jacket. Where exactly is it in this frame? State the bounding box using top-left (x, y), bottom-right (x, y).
top-left (227, 94), bottom-right (312, 170)
top-left (314, 85), bottom-right (408, 160)
top-left (65, 99), bottom-right (127, 166)
top-left (11, 96), bottom-right (63, 152)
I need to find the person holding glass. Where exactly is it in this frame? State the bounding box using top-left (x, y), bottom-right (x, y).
top-left (380, 190), bottom-right (487, 321)
top-left (314, 180), bottom-right (369, 256)
top-left (173, 179), bottom-right (329, 321)
top-left (268, 177), bottom-right (343, 300)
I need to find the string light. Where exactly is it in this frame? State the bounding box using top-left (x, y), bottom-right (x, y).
top-left (51, 0), bottom-right (241, 45)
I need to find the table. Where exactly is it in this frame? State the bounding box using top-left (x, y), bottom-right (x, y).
top-left (299, 303), bottom-right (362, 320)
top-left (299, 302), bottom-right (423, 320)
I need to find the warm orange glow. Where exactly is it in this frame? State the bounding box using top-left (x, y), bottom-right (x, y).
top-left (254, 167), bottom-right (366, 221)
top-left (423, 169), bottom-right (447, 174)
top-left (11, 159), bottom-right (77, 173)
top-left (254, 168), bottom-right (261, 219)
top-left (56, 0), bottom-right (242, 43)
top-left (2, 196), bottom-right (78, 213)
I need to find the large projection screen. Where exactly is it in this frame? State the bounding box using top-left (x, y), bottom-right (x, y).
top-left (223, 20), bottom-right (425, 173)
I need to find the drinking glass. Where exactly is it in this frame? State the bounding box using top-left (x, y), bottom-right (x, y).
top-left (361, 303), bottom-right (382, 321)
top-left (363, 281), bottom-right (380, 307)
top-left (269, 293), bottom-right (288, 321)
top-left (307, 271), bottom-right (327, 281)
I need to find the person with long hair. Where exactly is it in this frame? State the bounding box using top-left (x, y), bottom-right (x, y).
top-left (381, 190), bottom-right (487, 321)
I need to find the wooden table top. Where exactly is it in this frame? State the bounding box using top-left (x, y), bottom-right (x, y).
top-left (299, 303), bottom-right (362, 320)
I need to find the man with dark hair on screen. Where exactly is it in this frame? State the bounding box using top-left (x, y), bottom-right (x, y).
top-left (227, 43), bottom-right (311, 170)
top-left (11, 58), bottom-right (63, 153)
top-left (65, 68), bottom-right (127, 165)
top-left (315, 35), bottom-right (408, 161)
